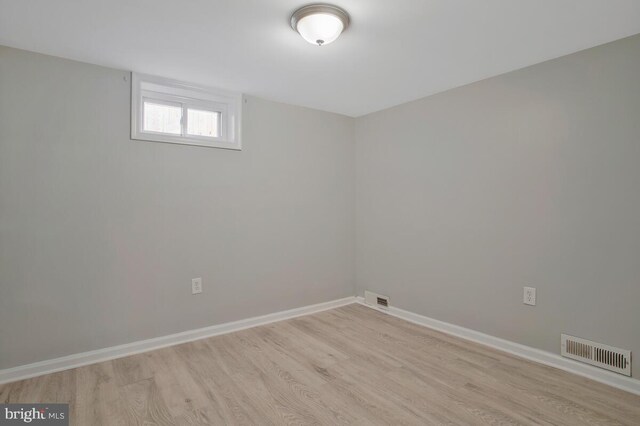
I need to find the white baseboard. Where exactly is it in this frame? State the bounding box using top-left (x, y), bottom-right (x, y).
top-left (0, 296), bottom-right (357, 385)
top-left (4, 294), bottom-right (638, 397)
top-left (356, 297), bottom-right (640, 396)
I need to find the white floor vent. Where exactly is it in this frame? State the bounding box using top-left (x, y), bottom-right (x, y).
top-left (364, 291), bottom-right (389, 309)
top-left (561, 334), bottom-right (631, 377)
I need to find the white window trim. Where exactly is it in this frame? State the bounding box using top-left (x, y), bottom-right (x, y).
top-left (131, 73), bottom-right (242, 150)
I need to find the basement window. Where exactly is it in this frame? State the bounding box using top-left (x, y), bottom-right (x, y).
top-left (131, 73), bottom-right (242, 150)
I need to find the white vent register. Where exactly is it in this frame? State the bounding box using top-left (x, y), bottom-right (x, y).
top-left (364, 291), bottom-right (389, 309)
top-left (561, 334), bottom-right (631, 376)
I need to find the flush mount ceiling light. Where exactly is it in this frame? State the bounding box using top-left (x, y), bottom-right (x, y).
top-left (290, 4), bottom-right (350, 46)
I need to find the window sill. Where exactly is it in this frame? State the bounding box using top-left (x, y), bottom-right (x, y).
top-left (131, 132), bottom-right (242, 150)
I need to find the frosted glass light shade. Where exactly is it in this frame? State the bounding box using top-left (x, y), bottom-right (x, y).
top-left (296, 13), bottom-right (344, 46)
top-left (291, 5), bottom-right (350, 46)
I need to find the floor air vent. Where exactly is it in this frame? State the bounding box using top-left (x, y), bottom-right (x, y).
top-left (364, 291), bottom-right (390, 310)
top-left (561, 334), bottom-right (631, 376)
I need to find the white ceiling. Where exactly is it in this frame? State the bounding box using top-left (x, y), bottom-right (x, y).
top-left (1, 1), bottom-right (640, 117)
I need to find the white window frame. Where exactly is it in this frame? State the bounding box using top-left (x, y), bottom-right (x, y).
top-left (131, 73), bottom-right (242, 150)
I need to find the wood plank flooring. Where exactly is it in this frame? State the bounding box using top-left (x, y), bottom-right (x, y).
top-left (1, 303), bottom-right (639, 425)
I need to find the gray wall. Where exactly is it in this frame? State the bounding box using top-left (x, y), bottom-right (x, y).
top-left (3, 34), bottom-right (640, 379)
top-left (0, 46), bottom-right (355, 369)
top-left (355, 34), bottom-right (640, 378)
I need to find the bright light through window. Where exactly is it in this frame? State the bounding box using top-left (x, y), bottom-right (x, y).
top-left (132, 73), bottom-right (242, 149)
top-left (187, 109), bottom-right (220, 138)
top-left (143, 101), bottom-right (182, 135)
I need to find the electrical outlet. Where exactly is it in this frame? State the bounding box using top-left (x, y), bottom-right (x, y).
top-left (523, 287), bottom-right (536, 306)
top-left (192, 277), bottom-right (202, 294)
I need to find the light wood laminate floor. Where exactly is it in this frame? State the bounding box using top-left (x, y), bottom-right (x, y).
top-left (1, 303), bottom-right (639, 425)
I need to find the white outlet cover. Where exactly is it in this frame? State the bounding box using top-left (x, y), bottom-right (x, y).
top-left (192, 277), bottom-right (202, 294)
top-left (523, 286), bottom-right (536, 306)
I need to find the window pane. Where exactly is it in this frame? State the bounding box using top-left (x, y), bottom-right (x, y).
top-left (143, 101), bottom-right (182, 135)
top-left (187, 109), bottom-right (220, 138)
